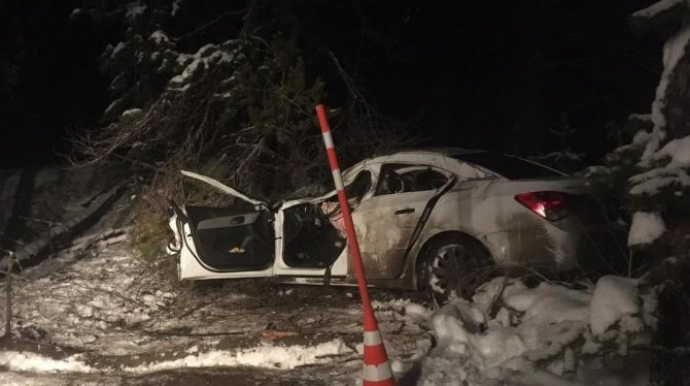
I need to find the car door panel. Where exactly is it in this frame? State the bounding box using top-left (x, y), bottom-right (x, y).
top-left (273, 191), bottom-right (342, 277)
top-left (184, 206), bottom-right (273, 270)
top-left (349, 163), bottom-right (454, 280)
top-left (169, 170), bottom-right (274, 280)
top-left (352, 191), bottom-right (435, 279)
top-left (176, 206), bottom-right (274, 273)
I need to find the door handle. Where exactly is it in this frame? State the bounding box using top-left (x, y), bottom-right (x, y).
top-left (395, 208), bottom-right (415, 215)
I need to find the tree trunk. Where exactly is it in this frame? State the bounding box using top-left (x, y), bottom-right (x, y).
top-left (3, 252), bottom-right (13, 341)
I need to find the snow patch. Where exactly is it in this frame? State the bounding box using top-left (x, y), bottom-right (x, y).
top-left (653, 23), bottom-right (690, 130)
top-left (169, 43), bottom-right (237, 88)
top-left (417, 277), bottom-right (656, 386)
top-left (149, 30), bottom-right (170, 45)
top-left (172, 0), bottom-right (183, 17)
top-left (0, 340), bottom-right (349, 374)
top-left (125, 2), bottom-right (147, 20)
top-left (503, 282), bottom-right (591, 325)
top-left (590, 276), bottom-right (640, 336)
top-left (629, 165), bottom-right (690, 195)
top-left (643, 23), bottom-right (690, 160)
top-left (632, 0), bottom-right (684, 20)
top-left (122, 339), bottom-right (348, 373)
top-left (633, 129), bottom-right (652, 145)
top-left (170, 57), bottom-right (203, 84)
top-left (111, 42), bottom-right (126, 58)
top-left (0, 352), bottom-right (94, 373)
top-left (69, 8), bottom-right (82, 19)
top-left (655, 135), bottom-right (690, 165)
top-left (121, 108), bottom-right (143, 119)
top-left (628, 211), bottom-right (666, 246)
top-left (629, 113), bottom-right (652, 123)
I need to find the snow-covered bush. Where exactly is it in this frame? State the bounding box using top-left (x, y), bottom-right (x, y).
top-left (417, 277), bottom-right (657, 386)
top-left (584, 3), bottom-right (690, 264)
top-left (578, 3), bottom-right (690, 383)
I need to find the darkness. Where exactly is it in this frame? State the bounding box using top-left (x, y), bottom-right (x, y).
top-left (0, 0), bottom-right (662, 168)
top-left (349, 0), bottom-right (661, 159)
top-left (0, 0), bottom-right (109, 167)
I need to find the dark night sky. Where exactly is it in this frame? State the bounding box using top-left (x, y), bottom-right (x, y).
top-left (0, 0), bottom-right (662, 168)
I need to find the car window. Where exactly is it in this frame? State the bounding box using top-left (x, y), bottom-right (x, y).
top-left (452, 153), bottom-right (565, 180)
top-left (375, 164), bottom-right (448, 196)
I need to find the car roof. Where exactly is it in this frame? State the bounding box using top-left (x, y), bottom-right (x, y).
top-left (370, 147), bottom-right (487, 160)
top-left (356, 148), bottom-right (567, 180)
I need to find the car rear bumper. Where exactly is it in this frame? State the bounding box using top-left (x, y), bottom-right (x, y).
top-left (483, 224), bottom-right (626, 274)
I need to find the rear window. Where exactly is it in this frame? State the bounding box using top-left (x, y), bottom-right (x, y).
top-left (452, 153), bottom-right (565, 180)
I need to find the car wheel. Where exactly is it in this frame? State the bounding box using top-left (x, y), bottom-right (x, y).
top-left (419, 235), bottom-right (493, 302)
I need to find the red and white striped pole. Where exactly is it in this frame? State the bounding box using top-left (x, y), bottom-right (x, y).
top-left (315, 104), bottom-right (396, 386)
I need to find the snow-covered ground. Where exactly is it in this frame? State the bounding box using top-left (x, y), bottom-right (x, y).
top-left (0, 237), bottom-right (657, 386)
top-left (0, 241), bottom-right (432, 385)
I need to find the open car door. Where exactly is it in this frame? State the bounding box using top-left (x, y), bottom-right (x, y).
top-left (168, 171), bottom-right (275, 280)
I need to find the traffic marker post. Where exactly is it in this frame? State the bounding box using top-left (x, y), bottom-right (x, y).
top-left (315, 104), bottom-right (396, 386)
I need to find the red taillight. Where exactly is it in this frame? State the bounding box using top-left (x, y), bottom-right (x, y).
top-left (515, 191), bottom-right (570, 221)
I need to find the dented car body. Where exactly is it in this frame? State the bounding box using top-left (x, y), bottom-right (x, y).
top-left (167, 149), bottom-right (615, 292)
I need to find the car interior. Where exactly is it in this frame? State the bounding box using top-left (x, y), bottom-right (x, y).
top-left (282, 203), bottom-right (347, 268)
top-left (376, 164), bottom-right (449, 195)
top-left (282, 170), bottom-right (373, 268)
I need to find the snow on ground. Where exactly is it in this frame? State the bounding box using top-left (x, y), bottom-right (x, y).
top-left (414, 277), bottom-right (656, 386)
top-left (121, 339), bottom-right (348, 373)
top-left (0, 241), bottom-right (430, 385)
top-left (0, 351), bottom-right (94, 373)
top-left (0, 339), bottom-right (348, 373)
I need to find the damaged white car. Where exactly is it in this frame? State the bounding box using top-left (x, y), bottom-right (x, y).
top-left (167, 148), bottom-right (614, 297)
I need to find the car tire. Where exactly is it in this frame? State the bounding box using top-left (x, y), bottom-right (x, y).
top-left (418, 234), bottom-right (493, 302)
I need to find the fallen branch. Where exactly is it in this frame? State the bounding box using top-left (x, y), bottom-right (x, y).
top-left (175, 300), bottom-right (214, 320)
top-left (314, 351), bottom-right (358, 360)
top-left (71, 282), bottom-right (147, 308)
top-left (0, 181), bottom-right (129, 272)
top-left (68, 227), bottom-right (131, 254)
top-left (261, 329), bottom-right (298, 341)
top-left (19, 216), bottom-right (62, 227)
top-left (141, 329), bottom-right (247, 337)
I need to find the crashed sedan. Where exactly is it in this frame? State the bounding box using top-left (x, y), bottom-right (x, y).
top-left (167, 148), bottom-right (612, 298)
